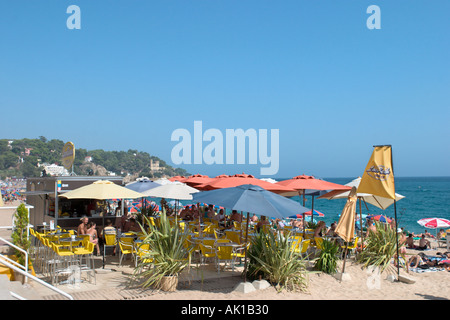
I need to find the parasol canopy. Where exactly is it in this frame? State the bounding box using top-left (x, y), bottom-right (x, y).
top-left (417, 218), bottom-right (450, 229)
top-left (192, 184), bottom-right (310, 219)
top-left (318, 177), bottom-right (405, 210)
top-left (60, 180), bottom-right (145, 200)
top-left (125, 178), bottom-right (161, 193)
top-left (141, 181), bottom-right (199, 200)
top-left (335, 187), bottom-right (358, 243)
top-left (195, 173), bottom-right (295, 194)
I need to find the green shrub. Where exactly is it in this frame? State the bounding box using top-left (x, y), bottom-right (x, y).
top-left (314, 239), bottom-right (339, 274)
top-left (11, 204), bottom-right (31, 266)
top-left (247, 231), bottom-right (308, 292)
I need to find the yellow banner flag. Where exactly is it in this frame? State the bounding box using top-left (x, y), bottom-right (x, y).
top-left (357, 146), bottom-right (395, 199)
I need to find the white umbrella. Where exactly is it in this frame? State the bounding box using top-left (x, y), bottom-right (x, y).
top-left (141, 181), bottom-right (199, 200)
top-left (153, 178), bottom-right (177, 185)
top-left (318, 177), bottom-right (405, 210)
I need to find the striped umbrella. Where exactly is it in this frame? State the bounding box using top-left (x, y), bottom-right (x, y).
top-left (368, 214), bottom-right (392, 224)
top-left (417, 218), bottom-right (450, 229)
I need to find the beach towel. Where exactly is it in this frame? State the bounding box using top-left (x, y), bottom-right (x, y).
top-left (409, 267), bottom-right (445, 273)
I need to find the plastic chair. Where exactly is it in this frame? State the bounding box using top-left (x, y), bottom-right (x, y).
top-left (199, 240), bottom-right (217, 265)
top-left (73, 240), bottom-right (96, 284)
top-left (299, 240), bottom-right (311, 261)
top-left (313, 237), bottom-right (324, 250)
top-left (232, 242), bottom-right (250, 265)
top-left (341, 237), bottom-right (359, 258)
top-left (103, 233), bottom-right (117, 259)
top-left (134, 242), bottom-right (153, 267)
top-left (118, 237), bottom-right (135, 266)
top-left (215, 245), bottom-right (234, 274)
top-left (225, 231), bottom-right (241, 244)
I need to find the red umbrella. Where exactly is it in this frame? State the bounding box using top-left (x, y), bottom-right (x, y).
top-left (368, 214), bottom-right (392, 223)
top-left (417, 218), bottom-right (450, 229)
top-left (196, 173), bottom-right (295, 194)
top-left (182, 174), bottom-right (214, 187)
top-left (169, 176), bottom-right (185, 182)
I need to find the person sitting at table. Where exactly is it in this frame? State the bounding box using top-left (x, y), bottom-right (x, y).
top-left (250, 214), bottom-right (259, 223)
top-left (77, 216), bottom-right (89, 236)
top-left (256, 216), bottom-right (271, 233)
top-left (86, 222), bottom-right (101, 256)
top-left (192, 204), bottom-right (200, 219)
top-left (127, 216), bottom-right (142, 232)
top-left (101, 219), bottom-right (117, 255)
top-left (325, 222), bottom-right (338, 237)
top-left (230, 210), bottom-right (242, 223)
top-left (214, 209), bottom-right (226, 225)
top-left (314, 221), bottom-right (327, 238)
top-left (290, 219), bottom-right (303, 229)
top-left (206, 205), bottom-right (216, 219)
top-left (365, 219), bottom-right (377, 237)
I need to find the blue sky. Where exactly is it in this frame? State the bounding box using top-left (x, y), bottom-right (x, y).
top-left (0, 1), bottom-right (449, 178)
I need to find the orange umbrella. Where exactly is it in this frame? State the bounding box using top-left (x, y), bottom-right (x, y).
top-left (196, 173), bottom-right (295, 194)
top-left (182, 174), bottom-right (214, 187)
top-left (169, 175), bottom-right (185, 182)
top-left (276, 174), bottom-right (351, 226)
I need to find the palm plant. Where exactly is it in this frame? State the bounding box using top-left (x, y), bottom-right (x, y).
top-left (357, 221), bottom-right (403, 273)
top-left (247, 230), bottom-right (308, 292)
top-left (314, 239), bottom-right (339, 274)
top-left (132, 210), bottom-right (190, 290)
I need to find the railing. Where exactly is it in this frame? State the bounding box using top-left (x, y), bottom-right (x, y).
top-left (0, 236), bottom-right (28, 283)
top-left (0, 256), bottom-right (74, 300)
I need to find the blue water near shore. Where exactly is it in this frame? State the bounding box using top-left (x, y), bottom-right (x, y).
top-left (285, 176), bottom-right (450, 234)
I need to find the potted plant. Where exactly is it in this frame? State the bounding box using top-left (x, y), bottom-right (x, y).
top-left (132, 209), bottom-right (189, 292)
top-left (11, 203), bottom-right (32, 283)
top-left (247, 230), bottom-right (308, 292)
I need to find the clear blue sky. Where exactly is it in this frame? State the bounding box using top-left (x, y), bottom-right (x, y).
top-left (0, 1), bottom-right (449, 178)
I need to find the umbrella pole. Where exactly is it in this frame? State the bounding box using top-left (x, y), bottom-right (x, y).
top-left (311, 195), bottom-right (315, 224)
top-left (299, 191), bottom-right (305, 238)
top-left (243, 212), bottom-right (250, 283)
top-left (359, 198), bottom-right (364, 250)
top-left (394, 199), bottom-right (400, 280)
top-left (341, 246), bottom-right (348, 282)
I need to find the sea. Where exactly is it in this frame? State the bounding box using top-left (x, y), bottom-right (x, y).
top-left (281, 176), bottom-right (450, 235)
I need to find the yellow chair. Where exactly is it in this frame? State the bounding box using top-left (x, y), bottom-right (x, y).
top-left (72, 240), bottom-right (96, 284)
top-left (341, 237), bottom-right (360, 258)
top-left (199, 240), bottom-right (216, 265)
top-left (225, 231), bottom-right (241, 244)
top-left (103, 233), bottom-right (117, 259)
top-left (299, 240), bottom-right (311, 261)
top-left (215, 244), bottom-right (234, 274)
top-left (232, 242), bottom-right (250, 265)
top-left (313, 237), bottom-right (324, 250)
top-left (50, 242), bottom-right (75, 285)
top-left (134, 242), bottom-right (153, 267)
top-left (118, 237), bottom-right (135, 266)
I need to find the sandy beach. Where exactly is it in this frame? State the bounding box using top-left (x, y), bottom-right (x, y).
top-left (1, 201), bottom-right (449, 302)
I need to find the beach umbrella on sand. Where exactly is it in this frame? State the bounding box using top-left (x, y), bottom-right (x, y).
top-left (318, 177), bottom-right (405, 210)
top-left (335, 187), bottom-right (358, 278)
top-left (368, 214), bottom-right (392, 224)
top-left (276, 175), bottom-right (351, 232)
top-left (141, 181), bottom-right (199, 200)
top-left (193, 184), bottom-right (311, 282)
top-left (196, 173), bottom-right (295, 194)
top-left (417, 218), bottom-right (450, 229)
top-left (125, 178), bottom-right (161, 193)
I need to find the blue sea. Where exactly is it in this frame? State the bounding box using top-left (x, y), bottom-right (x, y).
top-left (284, 176), bottom-right (450, 234)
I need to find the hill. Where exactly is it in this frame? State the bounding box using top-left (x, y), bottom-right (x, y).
top-left (0, 137), bottom-right (189, 180)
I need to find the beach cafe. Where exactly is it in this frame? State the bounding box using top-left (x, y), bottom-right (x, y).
top-left (25, 176), bottom-right (124, 231)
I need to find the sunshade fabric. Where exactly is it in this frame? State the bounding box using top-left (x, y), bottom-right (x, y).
top-left (335, 187), bottom-right (357, 242)
top-left (141, 181), bottom-right (199, 200)
top-left (192, 184), bottom-right (310, 219)
top-left (60, 180), bottom-right (145, 200)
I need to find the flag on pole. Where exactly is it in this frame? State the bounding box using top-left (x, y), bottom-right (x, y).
top-left (357, 145), bottom-right (395, 200)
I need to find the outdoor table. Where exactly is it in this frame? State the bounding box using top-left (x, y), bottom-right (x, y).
top-left (59, 237), bottom-right (84, 252)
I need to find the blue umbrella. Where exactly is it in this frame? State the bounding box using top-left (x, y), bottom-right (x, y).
top-left (125, 179), bottom-right (160, 193)
top-left (192, 184), bottom-right (310, 219)
top-left (193, 184), bottom-right (310, 282)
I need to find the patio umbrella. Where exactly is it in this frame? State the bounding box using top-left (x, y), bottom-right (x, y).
top-left (196, 173), bottom-right (295, 194)
top-left (417, 218), bottom-right (450, 237)
top-left (368, 214), bottom-right (392, 224)
top-left (276, 175), bottom-right (351, 231)
top-left (192, 184), bottom-right (311, 282)
top-left (181, 174), bottom-right (214, 188)
top-left (141, 181), bottom-right (199, 200)
top-left (317, 177), bottom-right (405, 210)
top-left (153, 178), bottom-right (177, 185)
top-left (288, 210), bottom-right (324, 219)
top-left (335, 187), bottom-right (357, 277)
top-left (125, 178), bottom-right (161, 193)
top-left (169, 176), bottom-right (186, 182)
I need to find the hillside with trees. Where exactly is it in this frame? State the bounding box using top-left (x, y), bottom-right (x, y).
top-left (0, 137), bottom-right (189, 179)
